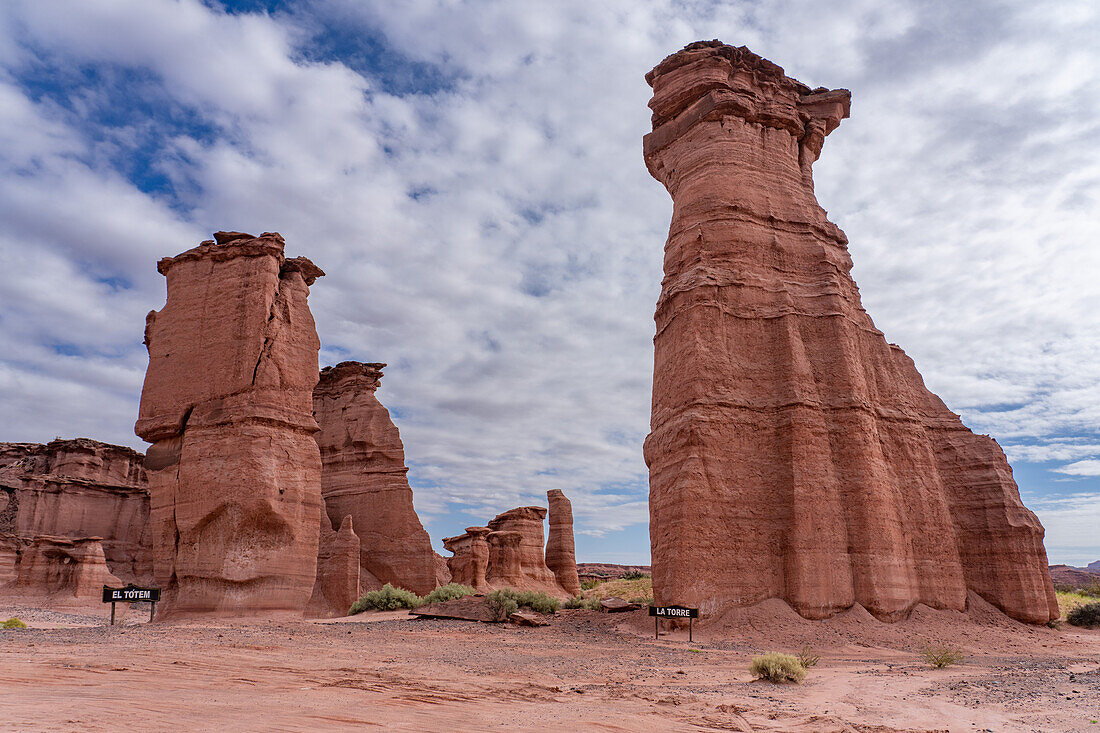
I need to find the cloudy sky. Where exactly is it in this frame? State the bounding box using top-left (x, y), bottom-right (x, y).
top-left (0, 0), bottom-right (1097, 567)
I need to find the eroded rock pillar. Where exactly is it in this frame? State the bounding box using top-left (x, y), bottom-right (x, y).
top-left (545, 489), bottom-right (581, 596)
top-left (642, 41), bottom-right (1057, 623)
top-left (135, 231), bottom-right (325, 615)
top-left (312, 361), bottom-right (446, 594)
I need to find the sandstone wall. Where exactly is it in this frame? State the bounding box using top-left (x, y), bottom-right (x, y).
top-left (135, 231), bottom-right (325, 616)
top-left (643, 41), bottom-right (1058, 624)
top-left (313, 361), bottom-right (446, 595)
top-left (0, 439), bottom-right (150, 585)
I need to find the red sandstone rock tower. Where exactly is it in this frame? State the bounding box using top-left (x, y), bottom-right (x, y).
top-left (643, 42), bottom-right (1058, 624)
top-left (136, 231), bottom-right (325, 615)
top-left (545, 489), bottom-right (581, 596)
top-left (312, 361), bottom-right (445, 595)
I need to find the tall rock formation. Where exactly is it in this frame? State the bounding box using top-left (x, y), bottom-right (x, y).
top-left (545, 490), bottom-right (581, 596)
top-left (642, 41), bottom-right (1058, 624)
top-left (135, 231), bottom-right (325, 615)
top-left (313, 361), bottom-right (445, 595)
top-left (486, 507), bottom-right (559, 592)
top-left (0, 439), bottom-right (150, 586)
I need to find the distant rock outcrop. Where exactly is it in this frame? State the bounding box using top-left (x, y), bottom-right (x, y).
top-left (313, 361), bottom-right (447, 595)
top-left (135, 232), bottom-right (325, 616)
top-left (545, 490), bottom-right (581, 596)
top-left (444, 494), bottom-right (581, 599)
top-left (10, 536), bottom-right (122, 600)
top-left (0, 439), bottom-right (150, 587)
top-left (443, 526), bottom-right (491, 592)
top-left (643, 41), bottom-right (1058, 624)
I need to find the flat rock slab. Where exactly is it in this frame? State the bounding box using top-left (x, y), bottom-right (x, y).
top-left (411, 595), bottom-right (497, 623)
top-left (600, 597), bottom-right (637, 613)
top-left (509, 610), bottom-right (550, 627)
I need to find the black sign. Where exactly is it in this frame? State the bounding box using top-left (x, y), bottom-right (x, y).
top-left (649, 605), bottom-right (698, 618)
top-left (102, 584), bottom-right (161, 603)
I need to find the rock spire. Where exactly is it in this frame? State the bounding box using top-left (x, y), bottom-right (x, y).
top-left (313, 361), bottom-right (447, 595)
top-left (643, 41), bottom-right (1058, 624)
top-left (135, 231), bottom-right (325, 615)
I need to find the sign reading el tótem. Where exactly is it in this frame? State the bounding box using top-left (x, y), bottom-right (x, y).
top-left (102, 584), bottom-right (161, 604)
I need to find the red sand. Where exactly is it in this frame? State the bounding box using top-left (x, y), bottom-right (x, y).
top-left (0, 598), bottom-right (1097, 732)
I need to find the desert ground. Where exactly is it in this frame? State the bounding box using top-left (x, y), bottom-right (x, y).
top-left (1, 596), bottom-right (1097, 733)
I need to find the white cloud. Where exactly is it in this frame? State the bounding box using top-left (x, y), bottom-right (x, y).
top-left (0, 0), bottom-right (1097, 560)
top-left (1055, 460), bottom-right (1100, 477)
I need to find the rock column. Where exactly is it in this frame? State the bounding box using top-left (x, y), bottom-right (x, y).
top-left (642, 41), bottom-right (1058, 623)
top-left (135, 231), bottom-right (325, 615)
top-left (545, 489), bottom-right (581, 596)
top-left (312, 361), bottom-right (445, 595)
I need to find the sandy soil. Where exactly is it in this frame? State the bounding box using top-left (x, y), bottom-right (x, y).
top-left (0, 599), bottom-right (1098, 732)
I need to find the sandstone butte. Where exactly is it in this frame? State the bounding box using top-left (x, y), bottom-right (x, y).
top-left (642, 41), bottom-right (1059, 624)
top-left (313, 361), bottom-right (448, 595)
top-left (0, 439), bottom-right (150, 591)
top-left (135, 231), bottom-right (326, 616)
top-left (444, 496), bottom-right (580, 599)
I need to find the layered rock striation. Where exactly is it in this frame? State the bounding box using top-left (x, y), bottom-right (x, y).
top-left (313, 361), bottom-right (445, 595)
top-left (135, 231), bottom-right (325, 615)
top-left (642, 41), bottom-right (1058, 623)
top-left (0, 439), bottom-right (150, 586)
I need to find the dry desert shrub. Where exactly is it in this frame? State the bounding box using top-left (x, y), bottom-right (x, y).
top-left (920, 643), bottom-right (965, 668)
top-left (796, 645), bottom-right (820, 668)
top-left (348, 583), bottom-right (423, 614)
top-left (2, 618), bottom-right (27, 630)
top-left (1067, 601), bottom-right (1100, 629)
top-left (749, 653), bottom-right (807, 683)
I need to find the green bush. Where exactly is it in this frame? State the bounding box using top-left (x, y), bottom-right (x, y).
top-left (348, 583), bottom-right (422, 615)
top-left (920, 643), bottom-right (965, 668)
top-left (750, 653), bottom-right (806, 683)
top-left (621, 571), bottom-right (650, 581)
top-left (580, 578), bottom-right (605, 590)
top-left (486, 589), bottom-right (519, 621)
top-left (485, 588), bottom-right (562, 620)
top-left (2, 618), bottom-right (27, 630)
top-left (564, 596), bottom-right (601, 610)
top-left (1067, 601), bottom-right (1100, 629)
top-left (421, 583), bottom-right (477, 606)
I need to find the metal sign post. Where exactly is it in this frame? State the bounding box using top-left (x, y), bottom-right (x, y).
top-left (102, 584), bottom-right (162, 625)
top-left (649, 605), bottom-right (700, 641)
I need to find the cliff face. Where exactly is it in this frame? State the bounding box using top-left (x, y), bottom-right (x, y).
top-left (312, 361), bottom-right (446, 595)
top-left (0, 438), bottom-right (150, 586)
top-left (135, 231), bottom-right (325, 616)
top-left (643, 41), bottom-right (1058, 624)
